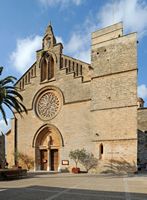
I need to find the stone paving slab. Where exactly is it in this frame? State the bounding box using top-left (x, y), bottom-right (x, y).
top-left (0, 173), bottom-right (147, 200)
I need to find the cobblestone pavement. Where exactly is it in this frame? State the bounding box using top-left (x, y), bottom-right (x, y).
top-left (0, 173), bottom-right (147, 200)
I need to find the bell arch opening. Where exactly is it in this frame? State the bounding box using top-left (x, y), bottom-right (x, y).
top-left (40, 58), bottom-right (48, 81)
top-left (40, 52), bottom-right (55, 82)
top-left (33, 124), bottom-right (64, 171)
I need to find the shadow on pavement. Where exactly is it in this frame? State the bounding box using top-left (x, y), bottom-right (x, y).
top-left (0, 185), bottom-right (147, 200)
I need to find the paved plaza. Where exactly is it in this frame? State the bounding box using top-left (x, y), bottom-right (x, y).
top-left (0, 172), bottom-right (147, 200)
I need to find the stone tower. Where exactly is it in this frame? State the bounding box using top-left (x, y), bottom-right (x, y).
top-left (91, 22), bottom-right (138, 172)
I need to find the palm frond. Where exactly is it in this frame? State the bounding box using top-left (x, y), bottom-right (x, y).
top-left (0, 68), bottom-right (27, 124)
top-left (0, 66), bottom-right (3, 75)
top-left (6, 95), bottom-right (27, 115)
top-left (16, 100), bottom-right (28, 114)
top-left (0, 76), bottom-right (17, 86)
top-left (0, 105), bottom-right (7, 125)
top-left (3, 101), bottom-right (16, 117)
top-left (4, 86), bottom-right (17, 90)
top-left (6, 89), bottom-right (23, 101)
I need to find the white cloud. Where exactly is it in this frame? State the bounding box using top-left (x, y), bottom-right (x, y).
top-left (65, 34), bottom-right (84, 54)
top-left (64, 18), bottom-right (96, 63)
top-left (9, 34), bottom-right (64, 74)
top-left (39, 0), bottom-right (83, 7)
top-left (65, 33), bottom-right (90, 63)
top-left (98, 0), bottom-right (147, 38)
top-left (64, 0), bottom-right (147, 63)
top-left (74, 49), bottom-right (90, 63)
top-left (10, 35), bottom-right (42, 74)
top-left (138, 84), bottom-right (147, 99)
top-left (10, 0), bottom-right (147, 72)
top-left (0, 119), bottom-right (11, 134)
top-left (56, 36), bottom-right (64, 44)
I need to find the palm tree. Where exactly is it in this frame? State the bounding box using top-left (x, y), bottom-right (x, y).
top-left (0, 66), bottom-right (27, 124)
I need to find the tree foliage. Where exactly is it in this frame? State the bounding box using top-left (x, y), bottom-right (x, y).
top-left (69, 148), bottom-right (98, 172)
top-left (80, 151), bottom-right (98, 172)
top-left (69, 149), bottom-right (86, 168)
top-left (0, 66), bottom-right (27, 124)
top-left (16, 152), bottom-right (34, 170)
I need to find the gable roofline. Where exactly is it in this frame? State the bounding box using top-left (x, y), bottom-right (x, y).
top-left (15, 61), bottom-right (36, 86)
top-left (62, 54), bottom-right (90, 65)
top-left (14, 52), bottom-right (90, 87)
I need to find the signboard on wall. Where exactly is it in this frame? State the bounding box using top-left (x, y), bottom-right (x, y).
top-left (62, 160), bottom-right (69, 165)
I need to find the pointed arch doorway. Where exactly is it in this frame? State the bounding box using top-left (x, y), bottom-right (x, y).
top-left (33, 124), bottom-right (64, 171)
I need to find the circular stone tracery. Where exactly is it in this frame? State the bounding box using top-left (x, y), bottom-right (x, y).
top-left (36, 90), bottom-right (61, 120)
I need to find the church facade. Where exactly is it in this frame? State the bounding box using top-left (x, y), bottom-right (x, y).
top-left (6, 22), bottom-right (138, 173)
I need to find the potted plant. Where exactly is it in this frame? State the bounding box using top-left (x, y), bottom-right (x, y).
top-left (69, 149), bottom-right (86, 173)
top-left (79, 151), bottom-right (98, 173)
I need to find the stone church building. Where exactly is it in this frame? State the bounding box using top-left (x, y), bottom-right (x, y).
top-left (6, 22), bottom-right (138, 173)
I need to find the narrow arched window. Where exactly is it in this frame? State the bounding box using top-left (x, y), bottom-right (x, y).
top-left (41, 58), bottom-right (48, 82)
top-left (99, 143), bottom-right (103, 159)
top-left (31, 68), bottom-right (33, 77)
top-left (65, 59), bottom-right (67, 67)
top-left (48, 56), bottom-right (54, 79)
top-left (80, 65), bottom-right (82, 75)
top-left (25, 75), bottom-right (27, 84)
top-left (100, 144), bottom-right (103, 154)
top-left (28, 72), bottom-right (31, 83)
top-left (72, 61), bottom-right (75, 71)
top-left (20, 81), bottom-right (22, 90)
top-left (61, 57), bottom-right (63, 69)
top-left (40, 53), bottom-right (54, 82)
top-left (76, 63), bottom-right (78, 76)
top-left (22, 79), bottom-right (24, 90)
top-left (69, 60), bottom-right (71, 72)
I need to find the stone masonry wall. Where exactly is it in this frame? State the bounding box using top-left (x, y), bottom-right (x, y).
top-left (91, 22), bottom-right (138, 173)
top-left (137, 108), bottom-right (147, 165)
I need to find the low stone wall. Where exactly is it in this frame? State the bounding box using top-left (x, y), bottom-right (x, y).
top-left (0, 169), bottom-right (27, 180)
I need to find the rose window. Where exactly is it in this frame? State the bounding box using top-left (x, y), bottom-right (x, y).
top-left (36, 90), bottom-right (61, 120)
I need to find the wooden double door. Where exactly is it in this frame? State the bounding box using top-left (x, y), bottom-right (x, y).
top-left (40, 150), bottom-right (48, 170)
top-left (40, 149), bottom-right (58, 171)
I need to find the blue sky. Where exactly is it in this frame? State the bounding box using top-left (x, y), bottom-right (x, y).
top-left (0, 0), bottom-right (147, 133)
